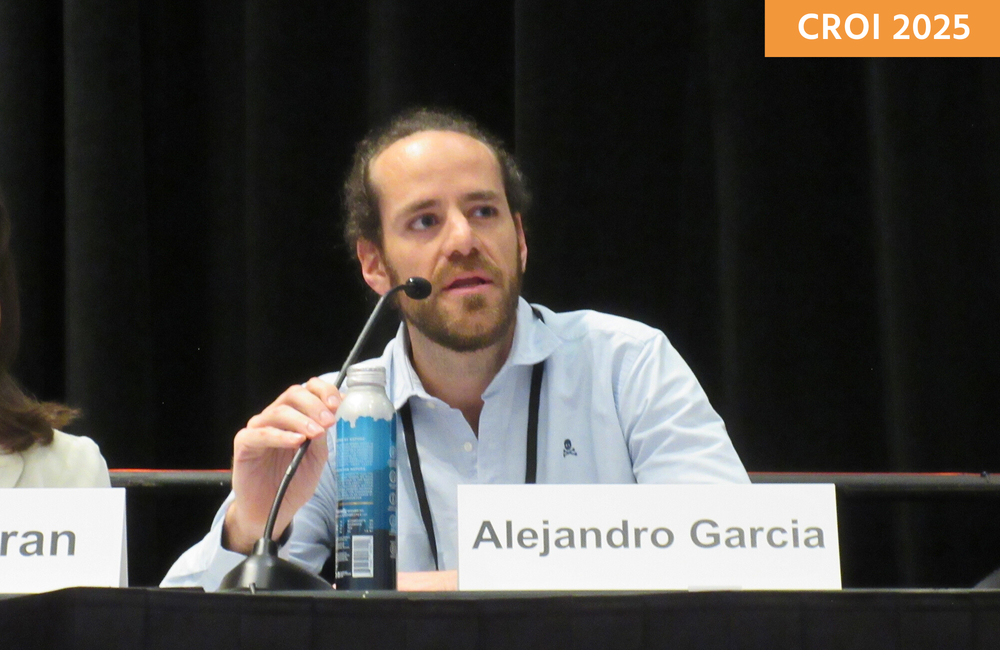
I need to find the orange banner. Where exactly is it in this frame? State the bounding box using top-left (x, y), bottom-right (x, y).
top-left (765, 1), bottom-right (1000, 56)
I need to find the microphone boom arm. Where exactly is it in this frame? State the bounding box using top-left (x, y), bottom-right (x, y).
top-left (260, 277), bottom-right (431, 545)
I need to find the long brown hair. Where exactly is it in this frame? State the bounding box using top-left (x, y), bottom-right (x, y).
top-left (0, 194), bottom-right (78, 453)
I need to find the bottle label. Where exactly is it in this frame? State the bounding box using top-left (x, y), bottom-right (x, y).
top-left (335, 415), bottom-right (397, 589)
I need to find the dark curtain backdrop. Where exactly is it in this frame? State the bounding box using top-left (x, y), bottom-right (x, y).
top-left (1, 1), bottom-right (998, 587)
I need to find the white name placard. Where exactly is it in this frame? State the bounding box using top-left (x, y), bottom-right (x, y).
top-left (0, 488), bottom-right (127, 594)
top-left (458, 484), bottom-right (839, 591)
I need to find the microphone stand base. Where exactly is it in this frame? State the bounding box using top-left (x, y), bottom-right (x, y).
top-left (218, 538), bottom-right (333, 593)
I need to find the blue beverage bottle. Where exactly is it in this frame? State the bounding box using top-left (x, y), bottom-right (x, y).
top-left (335, 365), bottom-right (397, 590)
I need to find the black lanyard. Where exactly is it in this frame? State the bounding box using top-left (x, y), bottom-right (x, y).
top-left (398, 310), bottom-right (545, 570)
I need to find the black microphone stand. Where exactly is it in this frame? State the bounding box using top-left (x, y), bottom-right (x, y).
top-left (219, 277), bottom-right (432, 592)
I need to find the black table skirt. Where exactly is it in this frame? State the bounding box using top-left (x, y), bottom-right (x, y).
top-left (2, 587), bottom-right (1000, 649)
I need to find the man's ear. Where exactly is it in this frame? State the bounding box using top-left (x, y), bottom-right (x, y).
top-left (513, 212), bottom-right (528, 272)
top-left (357, 238), bottom-right (392, 295)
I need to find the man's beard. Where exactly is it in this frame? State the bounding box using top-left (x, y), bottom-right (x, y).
top-left (389, 251), bottom-right (522, 353)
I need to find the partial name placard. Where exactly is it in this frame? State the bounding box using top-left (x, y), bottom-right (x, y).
top-left (458, 484), bottom-right (839, 591)
top-left (0, 488), bottom-right (127, 594)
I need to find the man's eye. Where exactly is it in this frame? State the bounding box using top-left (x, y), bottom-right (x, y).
top-left (411, 214), bottom-right (437, 231)
top-left (471, 206), bottom-right (498, 218)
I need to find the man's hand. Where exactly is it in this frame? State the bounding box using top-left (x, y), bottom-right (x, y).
top-left (223, 378), bottom-right (341, 555)
top-left (397, 570), bottom-right (459, 591)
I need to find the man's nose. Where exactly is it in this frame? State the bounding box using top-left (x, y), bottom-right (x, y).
top-left (441, 209), bottom-right (476, 257)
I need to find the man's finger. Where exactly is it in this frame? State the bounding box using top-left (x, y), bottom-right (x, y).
top-left (305, 377), bottom-right (342, 412)
top-left (248, 404), bottom-right (327, 438)
top-left (235, 426), bottom-right (307, 450)
top-left (277, 382), bottom-right (338, 429)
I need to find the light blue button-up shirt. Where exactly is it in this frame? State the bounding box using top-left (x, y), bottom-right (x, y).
top-left (162, 299), bottom-right (748, 589)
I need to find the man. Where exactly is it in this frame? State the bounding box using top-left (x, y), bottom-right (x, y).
top-left (162, 109), bottom-right (748, 590)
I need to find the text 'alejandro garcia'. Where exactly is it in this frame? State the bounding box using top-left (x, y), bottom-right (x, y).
top-left (472, 519), bottom-right (825, 557)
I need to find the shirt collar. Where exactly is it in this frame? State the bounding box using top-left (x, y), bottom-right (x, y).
top-left (384, 297), bottom-right (562, 410)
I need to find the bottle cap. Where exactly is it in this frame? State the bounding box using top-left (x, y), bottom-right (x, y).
top-left (345, 365), bottom-right (387, 388)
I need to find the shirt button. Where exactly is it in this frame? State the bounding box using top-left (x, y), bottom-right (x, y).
top-left (463, 442), bottom-right (473, 452)
top-left (426, 401), bottom-right (437, 410)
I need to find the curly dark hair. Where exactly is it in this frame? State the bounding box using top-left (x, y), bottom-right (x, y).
top-left (0, 194), bottom-right (79, 453)
top-left (342, 107), bottom-right (531, 257)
